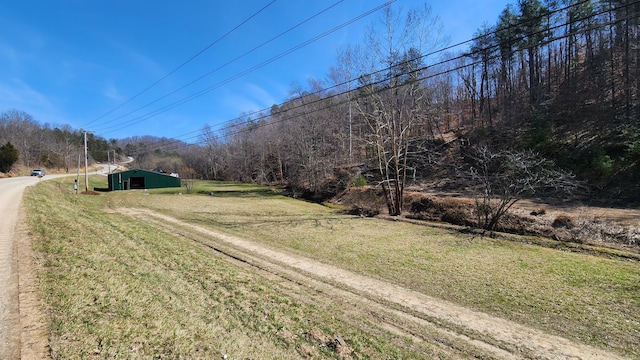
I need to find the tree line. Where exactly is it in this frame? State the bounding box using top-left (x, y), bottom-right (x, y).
top-left (0, 109), bottom-right (113, 173)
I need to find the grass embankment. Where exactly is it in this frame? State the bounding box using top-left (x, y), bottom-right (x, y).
top-left (26, 178), bottom-right (461, 359)
top-left (25, 177), bottom-right (640, 358)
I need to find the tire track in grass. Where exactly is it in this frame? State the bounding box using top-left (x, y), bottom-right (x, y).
top-left (118, 207), bottom-right (629, 360)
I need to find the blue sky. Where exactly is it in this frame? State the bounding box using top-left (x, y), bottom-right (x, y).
top-left (0, 0), bottom-right (512, 141)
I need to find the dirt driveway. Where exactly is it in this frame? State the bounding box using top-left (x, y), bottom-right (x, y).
top-left (118, 207), bottom-right (629, 360)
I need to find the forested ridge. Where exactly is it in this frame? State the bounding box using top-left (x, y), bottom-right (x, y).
top-left (2, 0), bottom-right (640, 208)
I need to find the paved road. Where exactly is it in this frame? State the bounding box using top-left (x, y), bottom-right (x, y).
top-left (0, 175), bottom-right (46, 358)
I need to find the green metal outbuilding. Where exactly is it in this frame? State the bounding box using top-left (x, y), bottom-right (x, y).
top-left (107, 169), bottom-right (181, 191)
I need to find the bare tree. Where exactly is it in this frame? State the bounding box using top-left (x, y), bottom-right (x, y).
top-left (354, 4), bottom-right (447, 215)
top-left (330, 44), bottom-right (369, 161)
top-left (0, 110), bottom-right (40, 168)
top-left (281, 82), bottom-right (334, 194)
top-left (198, 124), bottom-right (225, 180)
top-left (465, 146), bottom-right (579, 232)
top-left (48, 125), bottom-right (81, 173)
top-left (180, 166), bottom-right (197, 194)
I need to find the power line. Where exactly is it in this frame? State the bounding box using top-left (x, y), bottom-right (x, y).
top-left (83, 0), bottom-right (277, 127)
top-left (218, 0), bottom-right (640, 135)
top-left (148, 0), bottom-right (640, 154)
top-left (91, 0), bottom-right (345, 132)
top-left (93, 0), bottom-right (397, 136)
top-left (116, 0), bottom-right (590, 142)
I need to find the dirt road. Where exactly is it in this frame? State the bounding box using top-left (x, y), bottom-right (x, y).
top-left (119, 207), bottom-right (630, 360)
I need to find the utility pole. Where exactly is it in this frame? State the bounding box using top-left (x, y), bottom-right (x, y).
top-left (107, 150), bottom-right (111, 174)
top-left (348, 92), bottom-right (352, 160)
top-left (76, 152), bottom-right (80, 194)
top-left (83, 130), bottom-right (89, 192)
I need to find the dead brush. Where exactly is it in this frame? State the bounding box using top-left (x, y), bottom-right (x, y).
top-left (406, 192), bottom-right (640, 250)
top-left (407, 195), bottom-right (475, 226)
top-left (508, 210), bottom-right (640, 249)
top-left (569, 217), bottom-right (640, 247)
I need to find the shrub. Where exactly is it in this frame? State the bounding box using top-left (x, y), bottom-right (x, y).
top-left (409, 197), bottom-right (443, 214)
top-left (552, 214), bottom-right (574, 229)
top-left (592, 150), bottom-right (614, 176)
top-left (441, 209), bottom-right (473, 226)
top-left (530, 207), bottom-right (546, 216)
top-left (346, 206), bottom-right (379, 217)
top-left (0, 142), bottom-right (19, 173)
top-left (350, 175), bottom-right (367, 187)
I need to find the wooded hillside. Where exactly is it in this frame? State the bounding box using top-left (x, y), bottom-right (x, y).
top-left (182, 0), bottom-right (640, 206)
top-left (0, 109), bottom-right (114, 172)
top-left (2, 1), bottom-right (639, 207)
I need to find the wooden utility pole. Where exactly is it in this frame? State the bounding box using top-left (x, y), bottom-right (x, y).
top-left (83, 130), bottom-right (89, 192)
top-left (76, 152), bottom-right (80, 194)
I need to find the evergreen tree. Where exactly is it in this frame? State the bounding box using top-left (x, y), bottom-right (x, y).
top-left (517, 0), bottom-right (550, 105)
top-left (0, 142), bottom-right (19, 173)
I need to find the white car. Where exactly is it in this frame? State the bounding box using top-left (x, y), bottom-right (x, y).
top-left (30, 169), bottom-right (45, 176)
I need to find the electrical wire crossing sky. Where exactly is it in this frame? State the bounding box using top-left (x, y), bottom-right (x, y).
top-left (0, 0), bottom-right (512, 140)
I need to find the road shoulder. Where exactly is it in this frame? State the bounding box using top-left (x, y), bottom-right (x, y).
top-left (16, 203), bottom-right (50, 359)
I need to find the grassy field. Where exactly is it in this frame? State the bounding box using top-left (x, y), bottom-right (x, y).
top-left (25, 176), bottom-right (640, 358)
